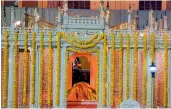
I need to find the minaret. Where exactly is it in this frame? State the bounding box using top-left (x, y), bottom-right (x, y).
top-left (10, 6), bottom-right (15, 29)
top-left (24, 7), bottom-right (28, 27)
top-left (63, 0), bottom-right (68, 16)
top-left (149, 8), bottom-right (154, 31)
top-left (105, 1), bottom-right (110, 26)
top-left (56, 1), bottom-right (62, 24)
top-left (99, 0), bottom-right (105, 18)
top-left (154, 16), bottom-right (158, 31)
top-left (163, 11), bottom-right (167, 30)
top-left (3, 6), bottom-right (6, 27)
top-left (159, 14), bottom-right (163, 30)
top-left (127, 4), bottom-right (132, 30)
top-left (34, 4), bottom-right (40, 29)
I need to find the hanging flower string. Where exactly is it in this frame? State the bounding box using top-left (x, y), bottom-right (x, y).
top-left (31, 32), bottom-right (36, 104)
top-left (133, 33), bottom-right (138, 100)
top-left (70, 33), bottom-right (98, 45)
top-left (62, 33), bottom-right (104, 48)
top-left (151, 33), bottom-right (155, 63)
top-left (65, 50), bottom-right (69, 101)
top-left (102, 34), bottom-right (107, 106)
top-left (12, 32), bottom-right (18, 108)
top-left (2, 31), bottom-right (9, 108)
top-left (48, 32), bottom-right (52, 106)
top-left (126, 34), bottom-right (130, 99)
top-left (56, 32), bottom-right (61, 105)
top-left (96, 50), bottom-right (99, 101)
top-left (118, 33), bottom-right (123, 104)
top-left (23, 31), bottom-right (28, 105)
top-left (39, 32), bottom-right (44, 106)
top-left (163, 34), bottom-right (168, 107)
top-left (142, 33), bottom-right (147, 105)
top-left (110, 34), bottom-right (115, 106)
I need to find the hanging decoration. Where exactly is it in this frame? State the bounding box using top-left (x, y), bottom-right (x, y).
top-left (12, 32), bottom-right (18, 108)
top-left (2, 31), bottom-right (9, 108)
top-left (70, 33), bottom-right (98, 45)
top-left (102, 34), bottom-right (107, 106)
top-left (62, 33), bottom-right (104, 48)
top-left (48, 32), bottom-right (52, 105)
top-left (31, 32), bottom-right (36, 104)
top-left (119, 33), bottom-right (123, 104)
top-left (163, 34), bottom-right (168, 107)
top-left (56, 32), bottom-right (61, 106)
top-left (151, 33), bottom-right (155, 63)
top-left (142, 33), bottom-right (147, 105)
top-left (133, 33), bottom-right (138, 100)
top-left (110, 34), bottom-right (115, 105)
top-left (126, 34), bottom-right (130, 99)
top-left (23, 31), bottom-right (28, 104)
top-left (96, 50), bottom-right (99, 101)
top-left (39, 32), bottom-right (44, 106)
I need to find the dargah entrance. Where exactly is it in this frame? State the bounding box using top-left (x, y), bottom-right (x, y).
top-left (1, 0), bottom-right (171, 108)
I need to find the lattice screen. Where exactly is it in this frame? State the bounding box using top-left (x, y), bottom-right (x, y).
top-left (155, 49), bottom-right (164, 108)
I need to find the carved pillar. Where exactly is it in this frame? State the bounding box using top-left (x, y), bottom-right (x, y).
top-left (146, 49), bottom-right (152, 108)
top-left (97, 44), bottom-right (103, 108)
top-left (107, 47), bottom-right (111, 108)
top-left (53, 48), bottom-right (59, 108)
top-left (168, 49), bottom-right (171, 107)
top-left (60, 45), bottom-right (67, 108)
top-left (123, 48), bottom-right (127, 100)
top-left (130, 48), bottom-right (134, 99)
top-left (30, 45), bottom-right (39, 108)
top-left (7, 42), bottom-right (14, 108)
top-left (10, 7), bottom-right (15, 32)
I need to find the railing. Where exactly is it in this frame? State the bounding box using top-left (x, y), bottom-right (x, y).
top-left (1, 27), bottom-right (171, 49)
top-left (68, 17), bottom-right (100, 25)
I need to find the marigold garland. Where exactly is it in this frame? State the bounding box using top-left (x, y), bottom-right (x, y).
top-left (70, 33), bottom-right (98, 45)
top-left (126, 34), bottom-right (130, 99)
top-left (65, 50), bottom-right (69, 101)
top-left (151, 33), bottom-right (155, 63)
top-left (102, 34), bottom-right (107, 106)
top-left (163, 34), bottom-right (168, 107)
top-left (2, 31), bottom-right (9, 108)
top-left (12, 32), bottom-right (18, 108)
top-left (56, 32), bottom-right (61, 105)
top-left (67, 47), bottom-right (99, 53)
top-left (110, 34), bottom-right (115, 106)
top-left (96, 50), bottom-right (99, 101)
top-left (48, 32), bottom-right (52, 105)
top-left (142, 33), bottom-right (147, 105)
top-left (118, 33), bottom-right (123, 104)
top-left (56, 32), bottom-right (106, 106)
top-left (62, 32), bottom-right (104, 49)
top-left (31, 32), bottom-right (36, 104)
top-left (133, 33), bottom-right (138, 100)
top-left (23, 31), bottom-right (28, 104)
top-left (39, 32), bottom-right (44, 106)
